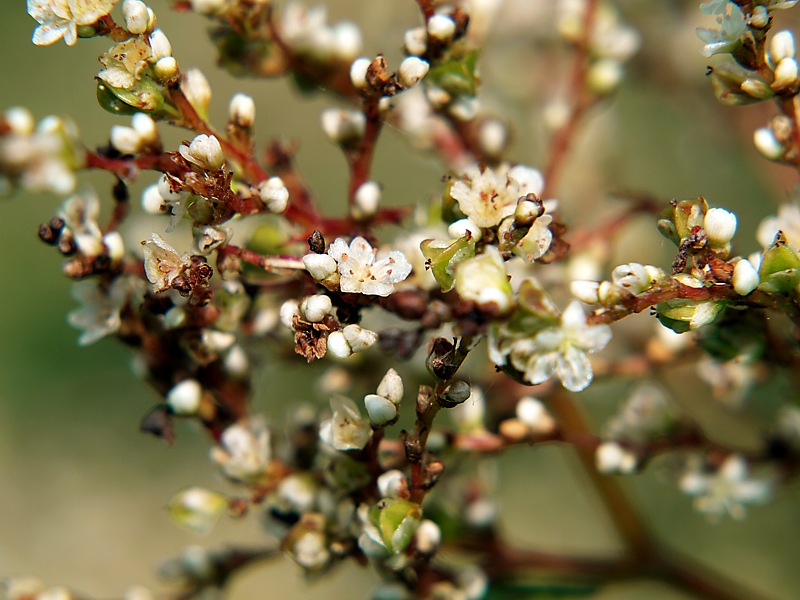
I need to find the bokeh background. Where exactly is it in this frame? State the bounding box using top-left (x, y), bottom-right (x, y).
top-left (1, 1), bottom-right (799, 598)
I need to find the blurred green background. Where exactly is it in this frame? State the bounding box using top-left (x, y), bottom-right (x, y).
top-left (1, 1), bottom-right (799, 598)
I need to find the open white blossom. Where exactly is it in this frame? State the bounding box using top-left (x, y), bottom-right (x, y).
top-left (68, 276), bottom-right (143, 345)
top-left (680, 454), bottom-right (772, 521)
top-left (508, 301), bottom-right (612, 392)
top-left (141, 233), bottom-right (192, 293)
top-left (210, 418), bottom-right (271, 484)
top-left (28, 0), bottom-right (118, 46)
top-left (328, 236), bottom-right (412, 297)
top-left (318, 395), bottom-right (371, 451)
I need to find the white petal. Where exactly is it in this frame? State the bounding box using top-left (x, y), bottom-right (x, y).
top-left (524, 353), bottom-right (557, 385)
top-left (556, 345), bottom-right (593, 392)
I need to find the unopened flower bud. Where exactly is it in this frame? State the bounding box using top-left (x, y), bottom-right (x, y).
top-left (377, 469), bottom-right (407, 498)
top-left (301, 294), bottom-right (333, 322)
top-left (414, 519), bottom-right (441, 556)
top-left (167, 379), bottom-right (203, 415)
top-left (123, 0), bottom-right (150, 34)
top-left (733, 258), bottom-right (760, 295)
top-left (5, 107), bottom-right (34, 135)
top-left (352, 180), bottom-right (381, 221)
top-left (612, 262), bottom-right (651, 294)
top-left (149, 29), bottom-right (172, 61)
top-left (280, 299), bottom-right (301, 329)
top-left (110, 125), bottom-right (142, 155)
top-left (303, 253), bottom-right (338, 281)
top-left (321, 108), bottom-right (366, 145)
top-left (132, 113), bottom-right (158, 146)
top-left (350, 57), bottom-right (371, 90)
top-left (404, 27), bottom-right (427, 56)
top-left (398, 56), bottom-right (429, 88)
top-left (258, 177), bottom-right (289, 213)
top-left (440, 380), bottom-right (471, 407)
top-left (772, 57), bottom-right (799, 90)
top-left (326, 330), bottom-right (353, 359)
top-left (587, 58), bottom-right (623, 95)
top-left (704, 208), bottom-right (737, 247)
top-left (154, 56), bottom-right (179, 82)
top-left (190, 0), bottom-right (226, 15)
top-left (570, 280), bottom-right (601, 304)
top-left (365, 393), bottom-right (398, 426)
top-left (342, 324), bottom-right (378, 353)
top-left (770, 30), bottom-right (796, 65)
top-left (596, 441), bottom-right (637, 474)
top-left (753, 127), bottom-right (785, 160)
top-left (477, 118), bottom-right (508, 159)
top-left (103, 231), bottom-right (125, 263)
top-left (229, 93), bottom-right (255, 127)
top-left (515, 396), bottom-right (556, 435)
top-left (750, 6), bottom-right (769, 29)
top-left (740, 78), bottom-right (773, 100)
top-left (376, 368), bottom-right (403, 405)
top-left (183, 69), bottom-right (212, 115)
top-left (180, 134), bottom-right (224, 170)
top-left (448, 218), bottom-right (482, 241)
top-left (427, 14), bottom-right (456, 42)
top-left (332, 22), bottom-right (363, 61)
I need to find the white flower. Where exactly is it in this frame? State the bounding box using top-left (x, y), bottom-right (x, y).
top-left (68, 276), bottom-right (142, 345)
top-left (28, 0), bottom-right (118, 46)
top-left (696, 2), bottom-right (748, 58)
top-left (179, 134), bottom-right (224, 171)
top-left (679, 454), bottom-right (772, 521)
top-left (58, 189), bottom-right (103, 256)
top-left (210, 418), bottom-right (271, 484)
top-left (318, 395), bottom-right (371, 451)
top-left (141, 233), bottom-right (192, 293)
top-left (450, 164), bottom-right (520, 228)
top-left (756, 202), bottom-right (800, 250)
top-left (328, 236), bottom-right (412, 296)
top-left (510, 301), bottom-right (612, 392)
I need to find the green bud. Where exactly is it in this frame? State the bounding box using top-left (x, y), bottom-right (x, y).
top-left (656, 299), bottom-right (725, 332)
top-left (758, 232), bottom-right (800, 293)
top-left (369, 499), bottom-right (422, 554)
top-left (420, 236), bottom-right (476, 292)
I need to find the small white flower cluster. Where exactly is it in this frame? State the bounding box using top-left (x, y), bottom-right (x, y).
top-left (109, 113), bottom-right (160, 155)
top-left (679, 454), bottom-right (773, 521)
top-left (571, 262), bottom-right (668, 305)
top-left (325, 236), bottom-right (413, 297)
top-left (604, 381), bottom-right (681, 446)
top-left (280, 2), bottom-right (362, 63)
top-left (0, 109), bottom-right (79, 197)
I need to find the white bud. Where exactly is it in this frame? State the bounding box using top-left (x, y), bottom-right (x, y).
top-left (183, 69), bottom-right (212, 114)
top-left (773, 57), bottom-right (799, 90)
top-left (352, 180), bottom-right (381, 220)
top-left (587, 58), bottom-right (624, 95)
top-left (427, 14), bottom-right (456, 42)
top-left (321, 108), bottom-right (366, 144)
top-left (404, 27), bottom-right (427, 56)
top-left (398, 56), bottom-right (430, 88)
top-left (123, 0), bottom-right (150, 34)
top-left (770, 30), bottom-right (796, 65)
top-left (350, 57), bottom-right (371, 90)
top-left (180, 134), bottom-right (224, 170)
top-left (229, 93), bottom-right (255, 127)
top-left (448, 96), bottom-right (480, 121)
top-left (448, 218), bottom-right (482, 241)
top-left (570, 280), bottom-right (601, 304)
top-left (258, 177), bottom-right (289, 213)
top-left (326, 330), bottom-right (353, 359)
top-left (4, 107), bottom-right (34, 135)
top-left (149, 29), bottom-right (172, 61)
top-left (154, 56), bottom-right (179, 82)
top-left (733, 258), bottom-right (760, 295)
top-left (477, 118), bottom-right (508, 159)
top-left (301, 294), bottom-right (333, 322)
top-left (376, 469), bottom-right (406, 498)
top-left (103, 231), bottom-right (125, 263)
top-left (753, 127), bottom-right (785, 160)
top-left (332, 22), bottom-right (363, 61)
top-left (612, 262), bottom-right (651, 293)
top-left (703, 208), bottom-right (737, 247)
top-left (342, 324), bottom-right (378, 353)
top-left (376, 368), bottom-right (403, 405)
top-left (167, 379), bottom-right (203, 415)
top-left (110, 125), bottom-right (142, 155)
top-left (280, 299), bottom-right (301, 329)
top-left (190, 0), bottom-right (226, 15)
top-left (157, 173), bottom-right (183, 201)
top-left (414, 520), bottom-right (441, 555)
top-left (203, 330), bottom-right (236, 353)
top-left (303, 253), bottom-right (338, 281)
top-left (224, 345), bottom-right (249, 378)
top-left (595, 441), bottom-right (637, 474)
top-left (365, 393), bottom-right (398, 426)
top-left (132, 113), bottom-right (158, 146)
top-left (750, 6), bottom-right (769, 29)
top-left (515, 396), bottom-right (556, 435)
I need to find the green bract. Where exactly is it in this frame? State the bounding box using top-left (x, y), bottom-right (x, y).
top-left (420, 236), bottom-right (476, 292)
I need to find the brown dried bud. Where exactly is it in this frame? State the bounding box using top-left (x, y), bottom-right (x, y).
top-left (426, 337), bottom-right (458, 381)
top-left (308, 230), bottom-right (326, 254)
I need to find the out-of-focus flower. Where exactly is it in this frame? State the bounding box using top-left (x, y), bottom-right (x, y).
top-left (319, 395), bottom-right (371, 451)
top-left (696, 1), bottom-right (748, 58)
top-left (68, 276), bottom-right (143, 345)
top-left (757, 202), bottom-right (800, 250)
top-left (328, 236), bottom-right (412, 297)
top-left (210, 418), bottom-right (271, 484)
top-left (169, 487), bottom-right (228, 533)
